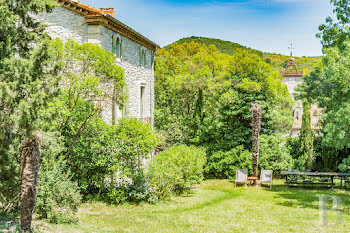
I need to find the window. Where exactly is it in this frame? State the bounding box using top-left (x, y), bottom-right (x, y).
top-left (140, 85), bottom-right (145, 119)
top-left (139, 47), bottom-right (142, 67)
top-left (112, 85), bottom-right (129, 124)
top-left (112, 35), bottom-right (117, 55)
top-left (143, 49), bottom-right (146, 67)
top-left (112, 35), bottom-right (123, 59)
top-left (295, 110), bottom-right (299, 121)
top-left (116, 37), bottom-right (121, 58)
top-left (139, 47), bottom-right (146, 67)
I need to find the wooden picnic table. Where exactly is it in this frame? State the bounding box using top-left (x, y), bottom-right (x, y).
top-left (281, 171), bottom-right (350, 188)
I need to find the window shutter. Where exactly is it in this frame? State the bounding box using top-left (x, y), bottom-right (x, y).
top-left (122, 86), bottom-right (129, 117)
top-left (112, 35), bottom-right (117, 55)
top-left (120, 39), bottom-right (123, 58)
top-left (151, 51), bottom-right (155, 67)
top-left (139, 47), bottom-right (142, 67)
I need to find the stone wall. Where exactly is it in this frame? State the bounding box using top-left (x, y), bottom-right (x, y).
top-left (35, 7), bottom-right (88, 43)
top-left (35, 6), bottom-right (154, 126)
top-left (99, 26), bottom-right (154, 125)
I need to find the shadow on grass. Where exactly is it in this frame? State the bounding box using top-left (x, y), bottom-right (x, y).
top-left (265, 184), bottom-right (350, 213)
top-left (151, 182), bottom-right (242, 214)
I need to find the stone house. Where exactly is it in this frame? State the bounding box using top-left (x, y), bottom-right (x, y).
top-left (35, 0), bottom-right (158, 125)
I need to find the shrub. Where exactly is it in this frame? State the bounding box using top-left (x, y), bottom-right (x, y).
top-left (103, 118), bottom-right (158, 204)
top-left (339, 157), bottom-right (350, 172)
top-left (36, 157), bottom-right (81, 224)
top-left (125, 173), bottom-right (157, 203)
top-left (205, 145), bottom-right (251, 179)
top-left (64, 117), bottom-right (158, 199)
top-left (259, 134), bottom-right (294, 175)
top-left (36, 133), bottom-right (81, 224)
top-left (147, 145), bottom-right (206, 199)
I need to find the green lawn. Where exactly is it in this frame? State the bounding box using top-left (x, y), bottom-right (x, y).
top-left (35, 180), bottom-right (350, 233)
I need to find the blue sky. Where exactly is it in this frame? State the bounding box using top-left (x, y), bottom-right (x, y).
top-left (83, 0), bottom-right (334, 56)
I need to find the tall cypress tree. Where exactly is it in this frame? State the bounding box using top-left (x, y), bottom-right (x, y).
top-left (299, 101), bottom-right (314, 170)
top-left (0, 0), bottom-right (57, 232)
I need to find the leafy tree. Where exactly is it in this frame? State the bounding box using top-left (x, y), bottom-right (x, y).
top-left (155, 42), bottom-right (293, 157)
top-left (317, 0), bottom-right (350, 50)
top-left (0, 0), bottom-right (58, 231)
top-left (300, 42), bottom-right (350, 170)
top-left (299, 0), bottom-right (350, 171)
top-left (41, 39), bottom-right (125, 158)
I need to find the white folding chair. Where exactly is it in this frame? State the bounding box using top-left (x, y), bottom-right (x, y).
top-left (260, 170), bottom-right (273, 189)
top-left (235, 169), bottom-right (248, 188)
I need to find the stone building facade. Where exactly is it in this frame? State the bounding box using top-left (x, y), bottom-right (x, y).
top-left (35, 0), bottom-right (158, 125)
top-left (282, 57), bottom-right (321, 137)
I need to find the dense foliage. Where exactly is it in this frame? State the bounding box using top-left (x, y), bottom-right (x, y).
top-left (259, 134), bottom-right (294, 174)
top-left (205, 145), bottom-right (251, 179)
top-left (84, 118), bottom-right (158, 203)
top-left (36, 157), bottom-right (81, 224)
top-left (36, 40), bottom-right (159, 205)
top-left (299, 0), bottom-right (350, 171)
top-left (0, 0), bottom-right (58, 214)
top-left (155, 41), bottom-right (293, 177)
top-left (35, 132), bottom-right (81, 224)
top-left (168, 37), bottom-right (321, 74)
top-left (148, 145), bottom-right (206, 199)
top-left (317, 0), bottom-right (350, 50)
top-left (300, 42), bottom-right (350, 171)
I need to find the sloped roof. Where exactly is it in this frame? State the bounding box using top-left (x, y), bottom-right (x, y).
top-left (57, 0), bottom-right (159, 51)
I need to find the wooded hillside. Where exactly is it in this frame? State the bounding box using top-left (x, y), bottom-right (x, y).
top-left (166, 36), bottom-right (321, 74)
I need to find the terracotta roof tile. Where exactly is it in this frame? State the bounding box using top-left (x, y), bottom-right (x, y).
top-left (76, 1), bottom-right (105, 15)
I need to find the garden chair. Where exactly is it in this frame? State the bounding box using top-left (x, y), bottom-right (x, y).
top-left (235, 169), bottom-right (248, 188)
top-left (260, 170), bottom-right (273, 189)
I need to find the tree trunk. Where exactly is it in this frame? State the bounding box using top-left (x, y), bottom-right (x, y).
top-left (251, 104), bottom-right (262, 185)
top-left (20, 132), bottom-right (41, 233)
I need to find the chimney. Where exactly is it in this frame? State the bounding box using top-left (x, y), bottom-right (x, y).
top-left (100, 8), bottom-right (115, 17)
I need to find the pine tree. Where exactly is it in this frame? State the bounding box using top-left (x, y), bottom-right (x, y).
top-left (0, 0), bottom-right (57, 232)
top-left (299, 101), bottom-right (314, 170)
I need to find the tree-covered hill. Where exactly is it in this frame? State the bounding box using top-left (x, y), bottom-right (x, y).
top-left (165, 36), bottom-right (321, 74)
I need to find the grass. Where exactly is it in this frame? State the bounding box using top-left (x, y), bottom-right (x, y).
top-left (34, 179), bottom-right (350, 233)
